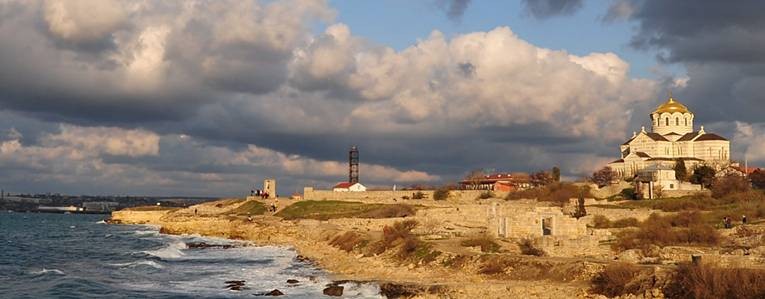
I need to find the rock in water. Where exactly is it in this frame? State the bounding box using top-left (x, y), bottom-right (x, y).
top-left (286, 279), bottom-right (299, 284)
top-left (265, 289), bottom-right (284, 296)
top-left (323, 285), bottom-right (344, 296)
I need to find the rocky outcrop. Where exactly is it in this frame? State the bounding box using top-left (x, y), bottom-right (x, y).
top-left (322, 285), bottom-right (343, 296)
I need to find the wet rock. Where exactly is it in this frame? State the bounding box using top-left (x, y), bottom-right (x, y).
top-left (379, 282), bottom-right (443, 298)
top-left (295, 255), bottom-right (312, 263)
top-left (323, 285), bottom-right (344, 296)
top-left (188, 242), bottom-right (236, 249)
top-left (265, 289), bottom-right (284, 296)
top-left (286, 279), bottom-right (299, 284)
top-left (225, 280), bottom-right (247, 291)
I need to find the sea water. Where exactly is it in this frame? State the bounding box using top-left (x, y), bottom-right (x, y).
top-left (0, 213), bottom-right (383, 298)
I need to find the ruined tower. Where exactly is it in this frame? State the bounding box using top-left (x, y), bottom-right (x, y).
top-left (349, 146), bottom-right (359, 183)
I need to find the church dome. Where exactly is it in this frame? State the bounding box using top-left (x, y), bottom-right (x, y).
top-left (653, 96), bottom-right (690, 114)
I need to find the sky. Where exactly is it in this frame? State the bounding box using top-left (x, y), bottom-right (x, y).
top-left (1, 0), bottom-right (764, 197)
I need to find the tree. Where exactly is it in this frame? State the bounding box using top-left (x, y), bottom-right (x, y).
top-left (531, 171), bottom-right (554, 187)
top-left (751, 169), bottom-right (765, 190)
top-left (573, 188), bottom-right (587, 219)
top-left (591, 167), bottom-right (616, 188)
top-left (552, 167), bottom-right (561, 183)
top-left (690, 165), bottom-right (716, 188)
top-left (674, 159), bottom-right (688, 182)
top-left (464, 169), bottom-right (486, 190)
top-left (433, 188), bottom-right (450, 201)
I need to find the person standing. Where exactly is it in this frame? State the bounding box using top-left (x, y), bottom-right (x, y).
top-left (743, 215), bottom-right (748, 225)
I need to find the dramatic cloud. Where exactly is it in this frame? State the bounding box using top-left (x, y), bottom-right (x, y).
top-left (522, 0), bottom-right (584, 19)
top-left (0, 0), bottom-right (669, 195)
top-left (438, 0), bottom-right (472, 21)
top-left (611, 0), bottom-right (765, 164)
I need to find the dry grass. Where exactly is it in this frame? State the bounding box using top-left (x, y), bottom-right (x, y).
top-left (276, 201), bottom-right (416, 220)
top-left (367, 220), bottom-right (441, 264)
top-left (664, 263), bottom-right (765, 299)
top-left (329, 231), bottom-right (366, 252)
top-left (592, 215), bottom-right (640, 228)
top-left (460, 236), bottom-right (501, 253)
top-left (614, 212), bottom-right (720, 251)
top-left (590, 263), bottom-right (646, 297)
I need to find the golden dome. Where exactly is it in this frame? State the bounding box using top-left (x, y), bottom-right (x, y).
top-left (653, 96), bottom-right (690, 114)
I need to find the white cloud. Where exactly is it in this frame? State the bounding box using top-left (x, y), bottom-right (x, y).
top-left (43, 0), bottom-right (126, 43)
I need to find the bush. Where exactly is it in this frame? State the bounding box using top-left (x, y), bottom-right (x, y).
top-left (592, 215), bottom-right (640, 228)
top-left (614, 212), bottom-right (720, 251)
top-left (664, 263), bottom-right (765, 299)
top-left (411, 191), bottom-right (425, 199)
top-left (433, 188), bottom-right (450, 201)
top-left (711, 174), bottom-right (751, 198)
top-left (478, 191), bottom-right (495, 199)
top-left (518, 238), bottom-right (545, 256)
top-left (620, 188), bottom-right (637, 200)
top-left (590, 263), bottom-right (643, 297)
top-left (368, 220), bottom-right (440, 263)
top-left (460, 237), bottom-right (501, 253)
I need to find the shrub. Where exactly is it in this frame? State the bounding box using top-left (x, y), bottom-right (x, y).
top-left (614, 212), bottom-right (720, 251)
top-left (478, 191), bottom-right (495, 199)
top-left (592, 215), bottom-right (611, 228)
top-left (433, 188), bottom-right (450, 201)
top-left (411, 191), bottom-right (425, 199)
top-left (711, 174), bottom-right (751, 198)
top-left (460, 237), bottom-right (501, 253)
top-left (690, 165), bottom-right (716, 188)
top-left (590, 263), bottom-right (643, 297)
top-left (329, 232), bottom-right (365, 252)
top-left (620, 188), bottom-right (637, 200)
top-left (664, 263), bottom-right (765, 299)
top-left (592, 215), bottom-right (640, 229)
top-left (518, 238), bottom-right (545, 256)
top-left (751, 169), bottom-right (765, 189)
top-left (591, 167), bottom-right (616, 188)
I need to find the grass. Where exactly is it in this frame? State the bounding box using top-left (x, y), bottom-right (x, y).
top-left (275, 201), bottom-right (416, 220)
top-left (460, 237), bottom-right (501, 253)
top-left (229, 200), bottom-right (267, 215)
top-left (366, 220), bottom-right (441, 264)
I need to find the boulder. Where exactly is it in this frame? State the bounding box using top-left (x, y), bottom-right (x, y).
top-left (617, 249), bottom-right (642, 263)
top-left (323, 285), bottom-right (344, 297)
top-left (286, 279), bottom-right (299, 284)
top-left (265, 289), bottom-right (284, 296)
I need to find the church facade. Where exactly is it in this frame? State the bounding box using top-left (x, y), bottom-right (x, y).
top-left (608, 96), bottom-right (730, 180)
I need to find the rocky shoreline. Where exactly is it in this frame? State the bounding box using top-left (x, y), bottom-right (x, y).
top-left (109, 202), bottom-right (595, 298)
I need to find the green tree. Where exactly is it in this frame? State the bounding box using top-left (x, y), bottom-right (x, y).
top-left (711, 174), bottom-right (751, 198)
top-left (690, 165), bottom-right (716, 188)
top-left (674, 159), bottom-right (688, 182)
top-left (573, 189), bottom-right (587, 219)
top-left (552, 166), bottom-right (561, 182)
top-left (750, 169), bottom-right (765, 190)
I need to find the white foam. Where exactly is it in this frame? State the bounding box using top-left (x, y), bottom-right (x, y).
top-left (30, 268), bottom-right (65, 276)
top-left (132, 230), bottom-right (159, 237)
top-left (95, 220), bottom-right (107, 224)
top-left (109, 260), bottom-right (164, 269)
top-left (142, 240), bottom-right (187, 260)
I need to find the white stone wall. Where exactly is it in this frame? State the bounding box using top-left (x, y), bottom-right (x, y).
top-left (652, 111), bottom-right (693, 135)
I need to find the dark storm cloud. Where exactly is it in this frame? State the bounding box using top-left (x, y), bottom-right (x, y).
top-left (442, 0), bottom-right (472, 21)
top-left (615, 0), bottom-right (765, 124)
top-left (522, 0), bottom-right (584, 19)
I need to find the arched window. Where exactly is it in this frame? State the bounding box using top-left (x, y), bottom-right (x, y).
top-left (665, 118), bottom-right (669, 126)
top-left (685, 118), bottom-right (688, 126)
top-left (675, 117), bottom-right (679, 125)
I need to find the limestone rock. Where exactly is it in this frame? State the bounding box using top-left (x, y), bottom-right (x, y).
top-left (265, 289), bottom-right (284, 296)
top-left (617, 249), bottom-right (642, 263)
top-left (286, 279), bottom-right (299, 284)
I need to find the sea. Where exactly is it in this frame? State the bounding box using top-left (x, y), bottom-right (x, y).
top-left (0, 212), bottom-right (383, 298)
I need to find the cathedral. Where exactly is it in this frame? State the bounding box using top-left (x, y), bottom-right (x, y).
top-left (608, 95), bottom-right (730, 179)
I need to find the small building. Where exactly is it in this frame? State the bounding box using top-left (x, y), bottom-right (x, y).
top-left (333, 182), bottom-right (367, 192)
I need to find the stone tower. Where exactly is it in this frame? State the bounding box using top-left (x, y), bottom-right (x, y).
top-left (263, 179), bottom-right (276, 199)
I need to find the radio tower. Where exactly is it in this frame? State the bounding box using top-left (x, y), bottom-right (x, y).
top-left (349, 146), bottom-right (359, 183)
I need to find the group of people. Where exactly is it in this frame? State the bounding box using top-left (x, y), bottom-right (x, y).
top-left (250, 189), bottom-right (270, 199)
top-left (722, 215), bottom-right (747, 229)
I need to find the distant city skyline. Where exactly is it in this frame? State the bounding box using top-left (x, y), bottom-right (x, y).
top-left (0, 0), bottom-right (763, 196)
